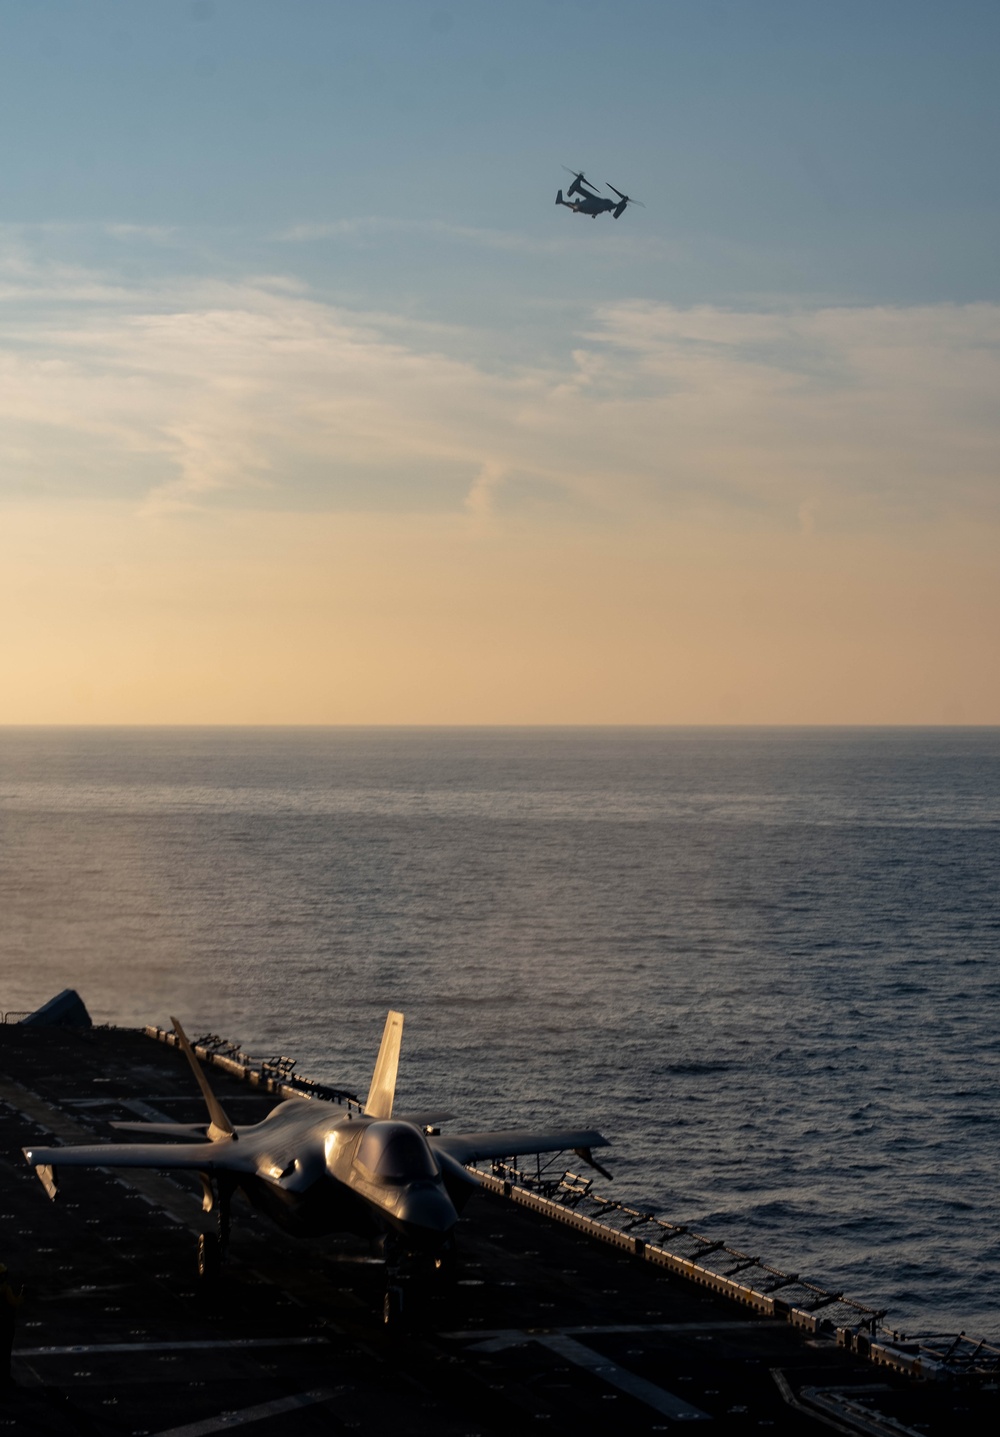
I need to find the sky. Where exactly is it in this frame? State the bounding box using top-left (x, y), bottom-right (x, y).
top-left (1, 0), bottom-right (998, 724)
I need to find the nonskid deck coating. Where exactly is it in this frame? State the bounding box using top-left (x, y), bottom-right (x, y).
top-left (0, 1024), bottom-right (996, 1436)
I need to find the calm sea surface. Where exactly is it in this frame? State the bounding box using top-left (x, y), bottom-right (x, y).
top-left (1, 727), bottom-right (998, 1339)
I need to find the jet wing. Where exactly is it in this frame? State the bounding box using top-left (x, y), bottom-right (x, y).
top-left (109, 1122), bottom-right (210, 1137)
top-left (431, 1128), bottom-right (609, 1165)
top-left (24, 1138), bottom-right (257, 1181)
top-left (394, 1111), bottom-right (456, 1129)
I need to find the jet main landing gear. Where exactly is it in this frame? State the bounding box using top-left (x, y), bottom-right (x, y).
top-left (196, 1172), bottom-right (235, 1286)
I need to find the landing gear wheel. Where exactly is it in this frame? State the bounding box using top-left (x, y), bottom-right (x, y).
top-left (197, 1230), bottom-right (221, 1283)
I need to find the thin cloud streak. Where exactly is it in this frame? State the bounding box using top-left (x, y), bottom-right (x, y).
top-left (1, 259), bottom-right (998, 530)
top-left (273, 213), bottom-right (675, 260)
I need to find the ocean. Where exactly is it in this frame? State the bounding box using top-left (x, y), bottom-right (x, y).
top-left (1, 726), bottom-right (998, 1340)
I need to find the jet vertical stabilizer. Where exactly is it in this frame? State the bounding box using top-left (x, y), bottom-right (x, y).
top-left (170, 1016), bottom-right (236, 1142)
top-left (365, 1010), bottom-right (403, 1119)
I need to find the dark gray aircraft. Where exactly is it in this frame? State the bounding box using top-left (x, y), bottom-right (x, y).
top-left (24, 1012), bottom-right (610, 1313)
top-left (555, 168), bottom-right (644, 219)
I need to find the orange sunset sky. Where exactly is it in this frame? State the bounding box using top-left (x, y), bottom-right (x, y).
top-left (2, 3), bottom-right (998, 725)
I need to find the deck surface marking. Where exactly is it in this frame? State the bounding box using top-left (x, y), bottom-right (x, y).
top-left (537, 1331), bottom-right (712, 1421)
top-left (453, 1318), bottom-right (781, 1343)
top-left (150, 1388), bottom-right (338, 1437)
top-left (2, 1024), bottom-right (998, 1436)
top-left (16, 1336), bottom-right (330, 1357)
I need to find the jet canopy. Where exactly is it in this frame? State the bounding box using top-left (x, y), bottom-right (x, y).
top-left (356, 1121), bottom-right (439, 1183)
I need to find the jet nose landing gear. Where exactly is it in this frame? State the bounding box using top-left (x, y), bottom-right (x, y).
top-left (379, 1232), bottom-right (461, 1331)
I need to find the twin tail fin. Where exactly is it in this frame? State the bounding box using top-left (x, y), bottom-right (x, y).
top-left (364, 1010), bottom-right (403, 1119)
top-left (170, 1016), bottom-right (236, 1141)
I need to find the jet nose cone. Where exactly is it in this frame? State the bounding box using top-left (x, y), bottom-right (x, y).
top-left (397, 1187), bottom-right (458, 1239)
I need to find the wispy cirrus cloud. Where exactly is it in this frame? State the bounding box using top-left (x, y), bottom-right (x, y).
top-left (2, 254), bottom-right (998, 532)
top-left (581, 300), bottom-right (1000, 521)
top-left (272, 213), bottom-right (675, 261)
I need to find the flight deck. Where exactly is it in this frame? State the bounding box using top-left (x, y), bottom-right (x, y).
top-left (1, 1019), bottom-right (997, 1436)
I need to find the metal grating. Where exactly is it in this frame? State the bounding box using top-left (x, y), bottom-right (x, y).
top-left (143, 1025), bottom-right (999, 1382)
top-left (477, 1160), bottom-right (1000, 1382)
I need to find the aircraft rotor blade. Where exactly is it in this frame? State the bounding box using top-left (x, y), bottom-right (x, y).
top-left (607, 183), bottom-right (645, 207)
top-left (563, 166), bottom-right (600, 191)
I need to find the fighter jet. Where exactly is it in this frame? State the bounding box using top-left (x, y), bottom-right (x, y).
top-left (23, 1012), bottom-right (610, 1312)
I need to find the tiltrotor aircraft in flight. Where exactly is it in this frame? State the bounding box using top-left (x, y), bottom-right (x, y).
top-left (24, 1012), bottom-right (610, 1314)
top-left (555, 167), bottom-right (644, 219)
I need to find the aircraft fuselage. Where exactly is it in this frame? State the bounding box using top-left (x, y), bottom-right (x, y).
top-left (555, 188), bottom-right (615, 217)
top-left (200, 1102), bottom-right (467, 1246)
top-left (23, 1009), bottom-right (609, 1281)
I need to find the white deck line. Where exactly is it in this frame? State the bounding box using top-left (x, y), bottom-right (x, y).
top-left (539, 1333), bottom-right (711, 1422)
top-left (16, 1336), bottom-right (328, 1357)
top-left (460, 1326), bottom-right (712, 1421)
top-left (453, 1318), bottom-right (779, 1341)
top-left (150, 1389), bottom-right (337, 1437)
